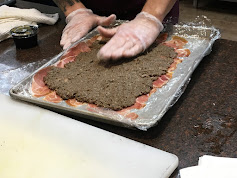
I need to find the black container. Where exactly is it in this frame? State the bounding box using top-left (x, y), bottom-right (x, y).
top-left (10, 25), bottom-right (38, 49)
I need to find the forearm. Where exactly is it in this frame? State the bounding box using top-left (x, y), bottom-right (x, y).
top-left (52, 0), bottom-right (86, 16)
top-left (142, 0), bottom-right (177, 22)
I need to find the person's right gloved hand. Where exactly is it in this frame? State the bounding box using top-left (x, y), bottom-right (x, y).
top-left (97, 12), bottom-right (164, 61)
top-left (61, 8), bottom-right (116, 50)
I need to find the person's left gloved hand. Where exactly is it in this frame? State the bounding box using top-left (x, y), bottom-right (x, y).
top-left (61, 8), bottom-right (116, 50)
top-left (97, 12), bottom-right (164, 61)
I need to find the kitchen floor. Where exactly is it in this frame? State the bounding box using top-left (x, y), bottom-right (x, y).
top-left (179, 0), bottom-right (237, 41)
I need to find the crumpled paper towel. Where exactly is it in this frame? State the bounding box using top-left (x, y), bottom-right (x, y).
top-left (0, 5), bottom-right (59, 42)
top-left (180, 155), bottom-right (237, 178)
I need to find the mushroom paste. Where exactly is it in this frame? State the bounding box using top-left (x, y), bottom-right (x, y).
top-left (44, 40), bottom-right (177, 110)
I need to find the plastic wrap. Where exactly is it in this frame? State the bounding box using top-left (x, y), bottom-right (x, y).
top-left (0, 58), bottom-right (50, 95)
top-left (10, 17), bottom-right (220, 130)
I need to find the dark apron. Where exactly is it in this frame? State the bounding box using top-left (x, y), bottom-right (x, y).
top-left (81, 0), bottom-right (179, 24)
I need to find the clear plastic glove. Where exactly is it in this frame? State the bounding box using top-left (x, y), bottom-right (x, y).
top-left (61, 8), bottom-right (116, 49)
top-left (97, 12), bottom-right (164, 61)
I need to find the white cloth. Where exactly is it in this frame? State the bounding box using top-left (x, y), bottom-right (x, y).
top-left (180, 155), bottom-right (237, 178)
top-left (180, 166), bottom-right (237, 178)
top-left (198, 155), bottom-right (237, 168)
top-left (0, 5), bottom-right (59, 42)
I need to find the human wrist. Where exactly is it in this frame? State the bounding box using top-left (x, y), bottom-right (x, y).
top-left (66, 8), bottom-right (93, 23)
top-left (64, 2), bottom-right (86, 16)
top-left (136, 12), bottom-right (164, 32)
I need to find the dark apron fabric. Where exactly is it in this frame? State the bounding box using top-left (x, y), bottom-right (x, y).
top-left (81, 0), bottom-right (179, 24)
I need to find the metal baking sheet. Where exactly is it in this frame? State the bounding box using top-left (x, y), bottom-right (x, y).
top-left (9, 19), bottom-right (220, 130)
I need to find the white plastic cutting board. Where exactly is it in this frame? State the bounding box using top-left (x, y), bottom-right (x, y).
top-left (0, 94), bottom-right (178, 178)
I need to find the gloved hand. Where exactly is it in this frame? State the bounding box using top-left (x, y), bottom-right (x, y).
top-left (97, 12), bottom-right (164, 61)
top-left (61, 8), bottom-right (116, 49)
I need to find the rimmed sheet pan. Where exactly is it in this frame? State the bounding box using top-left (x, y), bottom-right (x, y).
top-left (10, 21), bottom-right (220, 130)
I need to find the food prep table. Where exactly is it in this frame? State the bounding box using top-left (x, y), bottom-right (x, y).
top-left (0, 1), bottom-right (236, 177)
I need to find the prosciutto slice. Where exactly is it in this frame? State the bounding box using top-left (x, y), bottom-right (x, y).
top-left (43, 91), bottom-right (62, 103)
top-left (65, 99), bottom-right (83, 107)
top-left (176, 48), bottom-right (191, 57)
top-left (31, 67), bottom-right (51, 97)
top-left (164, 36), bottom-right (188, 49)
